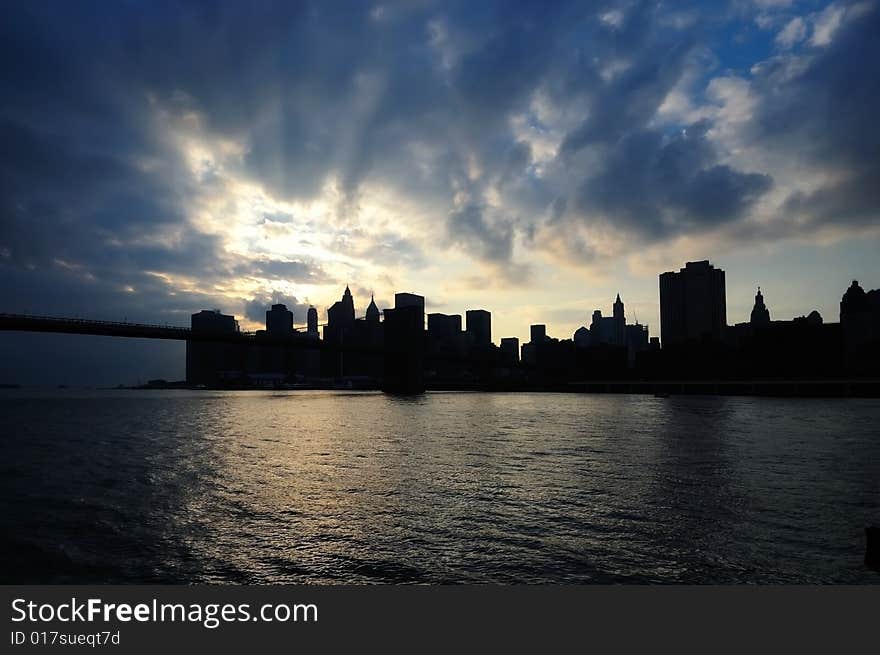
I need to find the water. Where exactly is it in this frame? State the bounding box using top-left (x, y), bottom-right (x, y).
top-left (1, 389), bottom-right (878, 584)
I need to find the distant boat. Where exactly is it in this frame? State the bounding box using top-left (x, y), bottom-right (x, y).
top-left (654, 391), bottom-right (670, 398)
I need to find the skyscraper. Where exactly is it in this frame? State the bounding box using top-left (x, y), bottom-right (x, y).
top-left (500, 337), bottom-right (519, 364)
top-left (307, 306), bottom-right (318, 336)
top-left (612, 293), bottom-right (625, 346)
top-left (427, 313), bottom-right (462, 339)
top-left (394, 292), bottom-right (425, 329)
top-left (659, 260), bottom-right (727, 346)
top-left (466, 309), bottom-right (491, 346)
top-left (327, 285), bottom-right (355, 327)
top-left (530, 324), bottom-right (547, 343)
top-left (266, 303), bottom-right (293, 335)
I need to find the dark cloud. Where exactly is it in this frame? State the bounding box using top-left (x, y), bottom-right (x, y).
top-left (447, 204), bottom-right (512, 263)
top-left (577, 125), bottom-right (772, 236)
top-left (238, 258), bottom-right (330, 284)
top-left (244, 291), bottom-right (311, 325)
top-left (749, 2), bottom-right (880, 230)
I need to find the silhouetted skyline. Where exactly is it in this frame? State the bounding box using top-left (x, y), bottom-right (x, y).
top-left (5, 259), bottom-right (877, 392)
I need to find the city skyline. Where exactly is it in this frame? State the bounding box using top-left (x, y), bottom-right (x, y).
top-left (2, 257), bottom-right (877, 388)
top-left (2, 1), bottom-right (880, 385)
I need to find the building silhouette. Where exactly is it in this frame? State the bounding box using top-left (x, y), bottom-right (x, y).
top-left (840, 280), bottom-right (880, 372)
top-left (327, 285), bottom-right (356, 328)
top-left (500, 337), bottom-right (519, 365)
top-left (521, 324), bottom-right (548, 365)
top-left (750, 288), bottom-right (770, 325)
top-left (186, 309), bottom-right (240, 385)
top-left (383, 293), bottom-right (426, 393)
top-left (307, 306), bottom-right (318, 337)
top-left (366, 295), bottom-right (380, 323)
top-left (660, 260), bottom-right (727, 346)
top-left (466, 309), bottom-right (491, 347)
top-left (266, 303), bottom-right (294, 335)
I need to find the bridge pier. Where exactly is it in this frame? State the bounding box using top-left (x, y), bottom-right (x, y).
top-left (381, 305), bottom-right (425, 394)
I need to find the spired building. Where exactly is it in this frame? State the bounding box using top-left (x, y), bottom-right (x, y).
top-left (327, 285), bottom-right (356, 328)
top-left (659, 260), bottom-right (727, 346)
top-left (366, 295), bottom-right (380, 323)
top-left (576, 293), bottom-right (648, 367)
top-left (588, 295), bottom-right (627, 347)
top-left (322, 286), bottom-right (384, 381)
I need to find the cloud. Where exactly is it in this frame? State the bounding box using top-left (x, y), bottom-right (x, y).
top-left (776, 17), bottom-right (807, 47)
top-left (748, 2), bottom-right (880, 231)
top-left (243, 291), bottom-right (311, 325)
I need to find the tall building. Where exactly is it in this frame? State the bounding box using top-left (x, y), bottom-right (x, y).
top-left (427, 313), bottom-right (462, 339)
top-left (266, 303), bottom-right (293, 335)
top-left (307, 306), bottom-right (318, 336)
top-left (323, 286), bottom-right (356, 378)
top-left (589, 310), bottom-right (615, 345)
top-left (530, 324), bottom-right (547, 343)
top-left (382, 304), bottom-right (425, 393)
top-left (466, 309), bottom-right (491, 346)
top-left (500, 337), bottom-right (519, 364)
top-left (659, 260), bottom-right (727, 346)
top-left (612, 293), bottom-right (626, 346)
top-left (327, 285), bottom-right (356, 327)
top-left (186, 309), bottom-right (240, 385)
top-left (394, 292), bottom-right (425, 329)
top-left (750, 287), bottom-right (770, 325)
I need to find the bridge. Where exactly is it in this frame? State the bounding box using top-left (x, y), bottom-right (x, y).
top-left (0, 313), bottom-right (377, 352)
top-left (0, 311), bottom-right (438, 393)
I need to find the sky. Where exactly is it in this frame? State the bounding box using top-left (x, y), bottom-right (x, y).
top-left (1, 0), bottom-right (879, 385)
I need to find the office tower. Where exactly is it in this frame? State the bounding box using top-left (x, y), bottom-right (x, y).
top-left (659, 260), bottom-right (727, 346)
top-left (382, 305), bottom-right (425, 393)
top-left (530, 324), bottom-right (547, 343)
top-left (186, 309), bottom-right (240, 385)
top-left (500, 337), bottom-right (519, 364)
top-left (266, 303), bottom-right (293, 335)
top-left (613, 293), bottom-right (626, 346)
top-left (394, 292), bottom-right (425, 329)
top-left (465, 309), bottom-right (491, 346)
top-left (307, 306), bottom-right (318, 336)
top-left (327, 285), bottom-right (356, 327)
top-left (427, 313), bottom-right (462, 339)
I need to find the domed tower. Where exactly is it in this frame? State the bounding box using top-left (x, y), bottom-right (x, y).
top-left (750, 287), bottom-right (770, 325)
top-left (365, 294), bottom-right (380, 323)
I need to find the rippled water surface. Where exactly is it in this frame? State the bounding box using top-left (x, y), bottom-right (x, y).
top-left (1, 390), bottom-right (879, 583)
